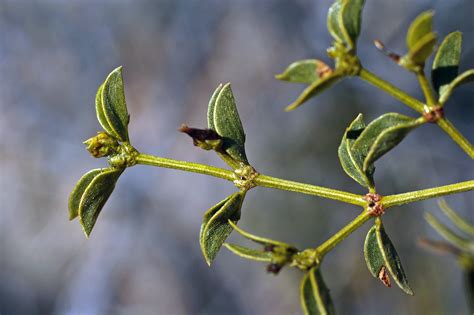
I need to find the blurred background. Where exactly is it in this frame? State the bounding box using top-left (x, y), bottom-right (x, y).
top-left (0, 0), bottom-right (473, 314)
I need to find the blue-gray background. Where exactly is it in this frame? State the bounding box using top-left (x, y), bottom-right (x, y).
top-left (0, 1), bottom-right (473, 314)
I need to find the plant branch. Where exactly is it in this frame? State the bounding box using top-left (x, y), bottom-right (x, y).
top-left (436, 118), bottom-right (474, 159)
top-left (358, 68), bottom-right (425, 112)
top-left (136, 153), bottom-right (366, 206)
top-left (359, 68), bottom-right (474, 158)
top-left (382, 180), bottom-right (474, 208)
top-left (317, 210), bottom-right (372, 256)
top-left (416, 70), bottom-right (437, 106)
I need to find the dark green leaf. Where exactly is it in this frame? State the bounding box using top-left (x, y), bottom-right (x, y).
top-left (285, 72), bottom-right (343, 111)
top-left (338, 114), bottom-right (373, 189)
top-left (223, 243), bottom-right (273, 262)
top-left (300, 266), bottom-right (335, 315)
top-left (78, 168), bottom-right (123, 237)
top-left (327, 1), bottom-right (347, 45)
top-left (208, 83), bottom-right (248, 166)
top-left (275, 60), bottom-right (329, 84)
top-left (364, 225), bottom-right (386, 279)
top-left (200, 191), bottom-right (246, 266)
top-left (376, 222), bottom-right (414, 295)
top-left (352, 113), bottom-right (421, 175)
top-left (228, 220), bottom-right (292, 247)
top-left (68, 169), bottom-right (102, 220)
top-left (408, 32), bottom-right (437, 65)
top-left (432, 32), bottom-right (462, 94)
top-left (439, 69), bottom-right (474, 104)
top-left (98, 66), bottom-right (130, 142)
top-left (406, 11), bottom-right (434, 50)
top-left (340, 0), bottom-right (365, 48)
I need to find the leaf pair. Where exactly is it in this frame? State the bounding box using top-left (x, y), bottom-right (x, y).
top-left (207, 83), bottom-right (249, 169)
top-left (69, 168), bottom-right (123, 237)
top-left (338, 113), bottom-right (421, 189)
top-left (400, 11), bottom-right (437, 68)
top-left (300, 266), bottom-right (335, 315)
top-left (327, 0), bottom-right (366, 51)
top-left (69, 67), bottom-right (131, 237)
top-left (96, 66), bottom-right (130, 143)
top-left (432, 32), bottom-right (474, 104)
top-left (275, 59), bottom-right (344, 111)
top-left (200, 191), bottom-right (246, 265)
top-left (224, 222), bottom-right (298, 273)
top-left (364, 221), bottom-right (413, 295)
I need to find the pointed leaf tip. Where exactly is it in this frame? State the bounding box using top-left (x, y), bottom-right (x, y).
top-left (96, 66), bottom-right (130, 142)
top-left (300, 266), bottom-right (336, 315)
top-left (200, 191), bottom-right (246, 265)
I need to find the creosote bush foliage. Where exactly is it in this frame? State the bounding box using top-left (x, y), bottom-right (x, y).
top-left (69, 1), bottom-right (474, 313)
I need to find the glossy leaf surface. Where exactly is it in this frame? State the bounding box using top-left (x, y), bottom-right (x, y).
top-left (338, 114), bottom-right (373, 189)
top-left (408, 32), bottom-right (437, 64)
top-left (340, 0), bottom-right (365, 47)
top-left (327, 1), bottom-right (347, 45)
top-left (432, 32), bottom-right (462, 94)
top-left (200, 191), bottom-right (246, 265)
top-left (208, 83), bottom-right (248, 166)
top-left (300, 266), bottom-right (335, 315)
top-left (376, 223), bottom-right (414, 295)
top-left (68, 169), bottom-right (102, 220)
top-left (78, 168), bottom-right (123, 237)
top-left (97, 66), bottom-right (130, 142)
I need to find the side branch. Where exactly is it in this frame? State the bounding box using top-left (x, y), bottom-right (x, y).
top-left (382, 180), bottom-right (474, 208)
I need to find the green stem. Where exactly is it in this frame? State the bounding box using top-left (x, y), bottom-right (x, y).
top-left (382, 180), bottom-right (474, 208)
top-left (359, 68), bottom-right (474, 158)
top-left (437, 118), bottom-right (474, 159)
top-left (255, 175), bottom-right (366, 206)
top-left (317, 210), bottom-right (371, 256)
top-left (136, 153), bottom-right (235, 181)
top-left (358, 68), bottom-right (425, 112)
top-left (416, 71), bottom-right (437, 106)
top-left (136, 153), bottom-right (366, 206)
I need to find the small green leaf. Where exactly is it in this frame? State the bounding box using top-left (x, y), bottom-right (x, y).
top-left (78, 168), bottom-right (123, 237)
top-left (439, 69), bottom-right (474, 104)
top-left (327, 1), bottom-right (347, 46)
top-left (432, 32), bottom-right (462, 95)
top-left (200, 191), bottom-right (246, 266)
top-left (207, 83), bottom-right (248, 167)
top-left (275, 60), bottom-right (328, 84)
top-left (338, 114), bottom-right (373, 189)
top-left (223, 243), bottom-right (273, 262)
top-left (364, 225), bottom-right (386, 279)
top-left (406, 11), bottom-right (434, 50)
top-left (68, 169), bottom-right (103, 220)
top-left (300, 266), bottom-right (335, 315)
top-left (97, 66), bottom-right (130, 142)
top-left (228, 220), bottom-right (292, 247)
top-left (408, 32), bottom-right (437, 65)
top-left (285, 72), bottom-right (343, 111)
top-left (340, 0), bottom-right (365, 48)
top-left (425, 213), bottom-right (471, 251)
top-left (352, 113), bottom-right (421, 174)
top-left (376, 222), bottom-right (414, 295)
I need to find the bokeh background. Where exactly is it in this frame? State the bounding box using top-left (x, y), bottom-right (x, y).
top-left (1, 0), bottom-right (473, 314)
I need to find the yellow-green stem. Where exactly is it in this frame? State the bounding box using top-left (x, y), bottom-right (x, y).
top-left (382, 180), bottom-right (474, 208)
top-left (317, 210), bottom-right (372, 256)
top-left (437, 119), bottom-right (474, 159)
top-left (136, 153), bottom-right (366, 206)
top-left (416, 71), bottom-right (437, 106)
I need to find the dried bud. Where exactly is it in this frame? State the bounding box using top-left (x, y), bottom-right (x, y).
top-left (84, 132), bottom-right (119, 158)
top-left (266, 263), bottom-right (282, 274)
top-left (179, 124), bottom-right (223, 151)
top-left (378, 266), bottom-right (391, 288)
